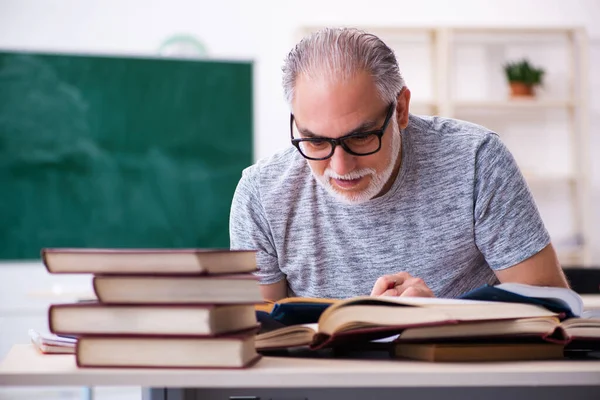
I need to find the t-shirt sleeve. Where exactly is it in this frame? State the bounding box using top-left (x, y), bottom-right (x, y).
top-left (473, 133), bottom-right (551, 270)
top-left (229, 165), bottom-right (285, 285)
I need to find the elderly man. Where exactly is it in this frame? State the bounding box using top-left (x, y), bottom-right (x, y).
top-left (229, 27), bottom-right (569, 301)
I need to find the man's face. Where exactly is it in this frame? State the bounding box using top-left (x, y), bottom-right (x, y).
top-left (291, 71), bottom-right (406, 204)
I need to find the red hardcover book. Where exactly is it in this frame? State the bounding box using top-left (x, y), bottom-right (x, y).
top-left (42, 248), bottom-right (257, 275)
top-left (75, 331), bottom-right (261, 369)
top-left (49, 302), bottom-right (259, 336)
top-left (92, 274), bottom-right (262, 304)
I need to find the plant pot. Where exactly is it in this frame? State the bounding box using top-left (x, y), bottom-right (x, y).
top-left (509, 82), bottom-right (535, 97)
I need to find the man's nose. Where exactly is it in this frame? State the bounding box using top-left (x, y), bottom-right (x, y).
top-left (329, 145), bottom-right (356, 176)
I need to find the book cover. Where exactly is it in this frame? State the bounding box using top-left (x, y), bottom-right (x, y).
top-left (42, 247), bottom-right (257, 275)
top-left (459, 284), bottom-right (580, 318)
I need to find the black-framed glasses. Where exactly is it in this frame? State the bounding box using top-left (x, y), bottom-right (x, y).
top-left (290, 102), bottom-right (396, 161)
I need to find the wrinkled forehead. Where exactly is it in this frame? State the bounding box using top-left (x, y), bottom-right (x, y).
top-left (291, 71), bottom-right (387, 138)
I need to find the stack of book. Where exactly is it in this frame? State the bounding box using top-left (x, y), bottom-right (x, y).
top-left (254, 284), bottom-right (600, 362)
top-left (42, 248), bottom-right (263, 368)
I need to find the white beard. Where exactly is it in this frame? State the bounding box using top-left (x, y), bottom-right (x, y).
top-left (311, 120), bottom-right (402, 205)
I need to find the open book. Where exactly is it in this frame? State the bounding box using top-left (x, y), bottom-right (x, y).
top-left (396, 316), bottom-right (600, 344)
top-left (256, 283), bottom-right (593, 328)
top-left (255, 295), bottom-right (559, 351)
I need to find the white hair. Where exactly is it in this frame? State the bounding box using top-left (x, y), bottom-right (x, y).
top-left (282, 27), bottom-right (406, 106)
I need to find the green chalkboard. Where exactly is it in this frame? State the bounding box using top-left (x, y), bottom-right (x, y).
top-left (0, 51), bottom-right (253, 260)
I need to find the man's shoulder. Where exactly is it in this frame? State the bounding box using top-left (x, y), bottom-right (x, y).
top-left (240, 146), bottom-right (310, 195)
top-left (411, 114), bottom-right (498, 144)
top-left (406, 114), bottom-right (506, 181)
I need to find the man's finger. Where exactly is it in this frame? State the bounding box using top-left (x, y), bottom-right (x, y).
top-left (380, 288), bottom-right (400, 297)
top-left (393, 277), bottom-right (422, 295)
top-left (399, 286), bottom-right (423, 297)
top-left (399, 281), bottom-right (434, 297)
top-left (370, 275), bottom-right (396, 296)
top-left (370, 272), bottom-right (417, 296)
top-left (391, 272), bottom-right (411, 284)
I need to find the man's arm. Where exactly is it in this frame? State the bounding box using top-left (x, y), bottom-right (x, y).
top-left (260, 279), bottom-right (288, 302)
top-left (473, 133), bottom-right (564, 287)
top-left (494, 243), bottom-right (569, 287)
top-left (230, 166), bottom-right (287, 301)
top-left (370, 243), bottom-right (569, 297)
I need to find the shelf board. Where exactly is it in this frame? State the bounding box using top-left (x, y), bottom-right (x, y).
top-left (523, 172), bottom-right (577, 184)
top-left (410, 100), bottom-right (437, 109)
top-left (558, 246), bottom-right (586, 267)
top-left (453, 99), bottom-right (575, 110)
top-left (410, 99), bottom-right (577, 111)
top-left (450, 26), bottom-right (580, 35)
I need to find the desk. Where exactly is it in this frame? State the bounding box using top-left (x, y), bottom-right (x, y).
top-left (1, 345), bottom-right (599, 400)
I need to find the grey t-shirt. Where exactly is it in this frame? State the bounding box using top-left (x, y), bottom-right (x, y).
top-left (229, 114), bottom-right (550, 299)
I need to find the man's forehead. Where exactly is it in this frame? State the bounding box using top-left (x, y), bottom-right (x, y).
top-left (293, 71), bottom-right (378, 104)
top-left (293, 74), bottom-right (382, 113)
top-left (290, 70), bottom-right (388, 138)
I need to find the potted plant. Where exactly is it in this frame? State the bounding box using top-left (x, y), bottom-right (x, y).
top-left (503, 59), bottom-right (545, 97)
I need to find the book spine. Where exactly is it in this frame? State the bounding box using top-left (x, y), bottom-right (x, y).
top-left (75, 354), bottom-right (263, 369)
top-left (47, 305), bottom-right (56, 334)
top-left (92, 276), bottom-right (104, 302)
top-left (52, 325), bottom-right (261, 338)
top-left (40, 249), bottom-right (52, 273)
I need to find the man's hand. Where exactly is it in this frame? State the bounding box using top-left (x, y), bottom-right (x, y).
top-left (370, 272), bottom-right (434, 297)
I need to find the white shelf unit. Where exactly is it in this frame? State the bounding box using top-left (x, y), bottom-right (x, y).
top-left (297, 26), bottom-right (592, 267)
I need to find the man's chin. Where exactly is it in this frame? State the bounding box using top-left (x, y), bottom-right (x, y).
top-left (312, 172), bottom-right (376, 204)
top-left (325, 184), bottom-right (374, 205)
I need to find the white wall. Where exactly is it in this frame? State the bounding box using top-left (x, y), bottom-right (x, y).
top-left (0, 0), bottom-right (599, 247)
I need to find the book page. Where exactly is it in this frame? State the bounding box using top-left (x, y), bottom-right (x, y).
top-left (495, 283), bottom-right (583, 316)
top-left (346, 295), bottom-right (502, 307)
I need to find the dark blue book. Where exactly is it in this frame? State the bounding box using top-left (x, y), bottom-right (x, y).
top-left (459, 283), bottom-right (583, 319)
top-left (270, 301), bottom-right (333, 325)
top-left (255, 298), bottom-right (337, 335)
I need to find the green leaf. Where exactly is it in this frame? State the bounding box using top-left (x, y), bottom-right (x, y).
top-left (503, 58), bottom-right (545, 86)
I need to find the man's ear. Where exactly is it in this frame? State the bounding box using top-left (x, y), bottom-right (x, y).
top-left (396, 87), bottom-right (411, 130)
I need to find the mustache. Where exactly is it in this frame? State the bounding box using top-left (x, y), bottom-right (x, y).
top-left (323, 168), bottom-right (376, 180)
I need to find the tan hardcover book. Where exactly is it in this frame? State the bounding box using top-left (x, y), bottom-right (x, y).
top-left (76, 333), bottom-right (260, 369)
top-left (393, 342), bottom-right (565, 362)
top-left (42, 248), bottom-right (257, 275)
top-left (93, 274), bottom-right (262, 304)
top-left (49, 303), bottom-right (258, 336)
